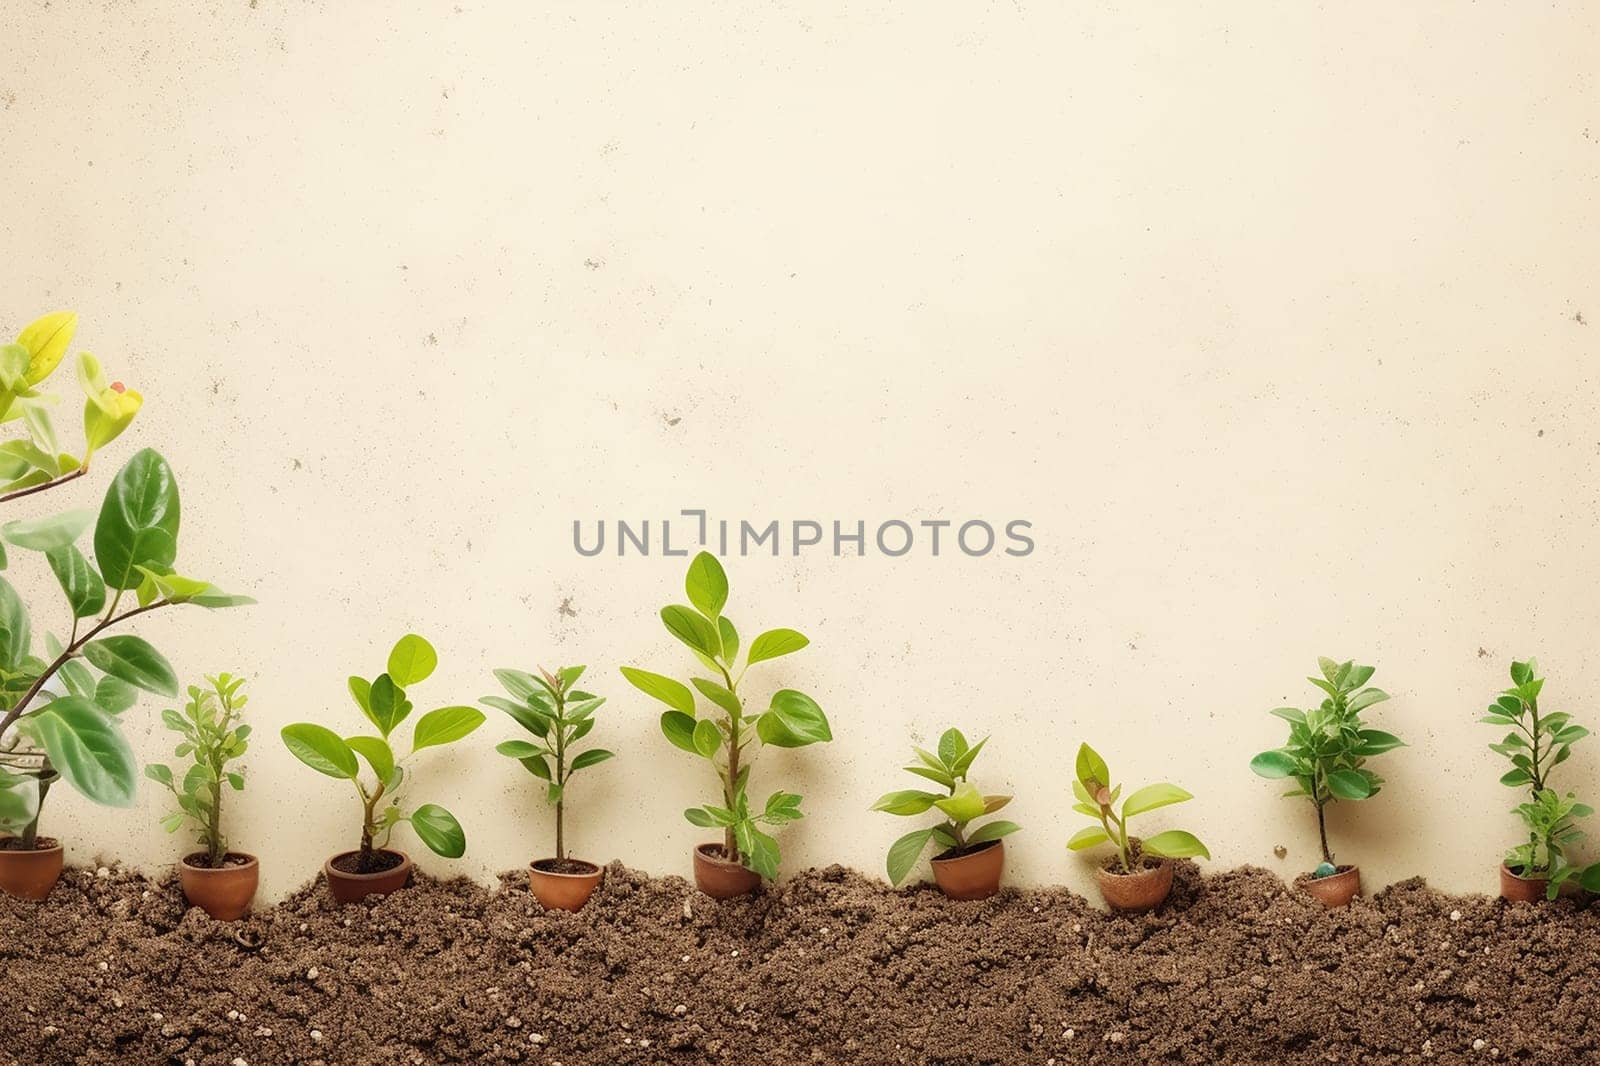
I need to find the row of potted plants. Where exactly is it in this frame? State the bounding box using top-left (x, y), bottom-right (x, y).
top-left (0, 311), bottom-right (1592, 922)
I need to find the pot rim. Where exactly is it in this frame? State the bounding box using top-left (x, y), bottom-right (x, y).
top-left (1299, 863), bottom-right (1359, 882)
top-left (0, 837), bottom-right (64, 855)
top-left (694, 841), bottom-right (750, 869)
top-left (530, 857), bottom-right (602, 879)
top-left (930, 839), bottom-right (1003, 866)
top-left (181, 851), bottom-right (259, 871)
top-left (1500, 862), bottom-right (1550, 883)
top-left (324, 848), bottom-right (412, 881)
top-left (1096, 857), bottom-right (1173, 880)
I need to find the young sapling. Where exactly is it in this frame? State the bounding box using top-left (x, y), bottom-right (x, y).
top-left (873, 728), bottom-right (1019, 888)
top-left (146, 673), bottom-right (251, 868)
top-left (1066, 742), bottom-right (1209, 871)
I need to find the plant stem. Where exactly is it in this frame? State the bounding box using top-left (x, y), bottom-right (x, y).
top-left (553, 683), bottom-right (567, 862)
top-left (1315, 799), bottom-right (1333, 865)
top-left (719, 662), bottom-right (741, 862)
top-left (0, 467), bottom-right (87, 504)
top-left (19, 767), bottom-right (53, 849)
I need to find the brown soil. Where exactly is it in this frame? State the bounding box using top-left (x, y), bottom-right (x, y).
top-left (3, 861), bottom-right (1599, 1063)
top-left (329, 849), bottom-right (405, 876)
top-left (0, 836), bottom-right (59, 851)
top-left (932, 837), bottom-right (1000, 863)
top-left (533, 858), bottom-right (599, 875)
top-left (181, 853), bottom-right (254, 871)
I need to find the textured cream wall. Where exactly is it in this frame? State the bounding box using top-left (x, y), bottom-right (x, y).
top-left (3, 2), bottom-right (1596, 903)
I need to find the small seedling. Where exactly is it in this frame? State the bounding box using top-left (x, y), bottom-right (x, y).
top-left (1066, 742), bottom-right (1208, 871)
top-left (281, 634), bottom-right (484, 871)
top-left (146, 674), bottom-right (250, 868)
top-left (484, 664), bottom-right (613, 864)
top-left (1250, 657), bottom-right (1404, 871)
top-left (1481, 658), bottom-right (1597, 896)
top-left (872, 728), bottom-right (1019, 885)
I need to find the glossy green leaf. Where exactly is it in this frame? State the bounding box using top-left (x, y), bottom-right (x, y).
top-left (886, 827), bottom-right (934, 885)
top-left (1326, 769), bottom-right (1373, 800)
top-left (345, 735), bottom-right (395, 781)
top-left (747, 627), bottom-right (809, 666)
top-left (660, 710), bottom-right (697, 753)
top-left (684, 551), bottom-right (728, 619)
top-left (2, 509), bottom-right (93, 551)
top-left (1067, 825), bottom-right (1110, 851)
top-left (387, 634), bottom-right (437, 687)
top-left (692, 677), bottom-right (741, 716)
top-left (45, 544), bottom-right (106, 619)
top-left (412, 705), bottom-right (486, 751)
top-left (30, 696), bottom-right (137, 806)
top-left (1141, 830), bottom-right (1211, 860)
top-left (871, 789), bottom-right (941, 816)
top-left (934, 782), bottom-right (987, 823)
top-left (717, 617), bottom-right (739, 663)
top-left (1122, 782), bottom-right (1193, 819)
top-left (619, 666), bottom-right (696, 715)
top-left (409, 803), bottom-right (466, 858)
top-left (0, 576), bottom-right (30, 671)
top-left (82, 635), bottom-right (177, 696)
top-left (938, 728), bottom-right (968, 767)
top-left (1075, 743), bottom-right (1110, 789)
top-left (496, 739), bottom-right (543, 759)
top-left (1249, 750), bottom-right (1296, 779)
top-left (661, 605), bottom-right (718, 657)
top-left (692, 717), bottom-right (722, 757)
top-left (570, 749), bottom-right (614, 772)
top-left (93, 448), bottom-right (180, 590)
top-left (281, 723), bottom-right (358, 779)
top-left (368, 674), bottom-right (412, 736)
top-left (757, 689), bottom-right (831, 748)
top-left (968, 819), bottom-right (1021, 844)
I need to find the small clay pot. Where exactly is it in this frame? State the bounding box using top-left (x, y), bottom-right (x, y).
top-left (529, 857), bottom-right (604, 911)
top-left (0, 837), bottom-right (64, 901)
top-left (1095, 859), bottom-right (1174, 913)
top-left (180, 852), bottom-right (259, 921)
top-left (323, 849), bottom-right (412, 904)
top-left (1499, 863), bottom-right (1550, 903)
top-left (930, 839), bottom-right (1005, 900)
top-left (693, 843), bottom-right (761, 899)
top-left (1299, 864), bottom-right (1361, 907)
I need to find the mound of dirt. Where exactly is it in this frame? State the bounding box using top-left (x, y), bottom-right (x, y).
top-left (2, 860), bottom-right (1598, 1064)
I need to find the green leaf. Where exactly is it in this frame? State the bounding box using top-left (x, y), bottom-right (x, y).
top-left (159, 811), bottom-right (185, 833)
top-left (345, 735), bottom-right (395, 781)
top-left (412, 705), bottom-right (486, 751)
top-left (619, 666), bottom-right (696, 715)
top-left (368, 674), bottom-right (412, 735)
top-left (661, 605), bottom-right (718, 657)
top-left (871, 789), bottom-right (941, 816)
top-left (496, 739), bottom-right (543, 759)
top-left (1122, 782), bottom-right (1193, 819)
top-left (934, 781), bottom-right (987, 823)
top-left (692, 677), bottom-right (741, 716)
top-left (886, 828), bottom-right (934, 885)
top-left (741, 825), bottom-right (780, 880)
top-left (717, 617), bottom-right (739, 663)
top-left (45, 544), bottom-right (106, 618)
top-left (2, 509), bottom-right (93, 551)
top-left (757, 689), bottom-right (831, 748)
top-left (1500, 768), bottom-right (1532, 787)
top-left (570, 749), bottom-right (614, 772)
top-left (93, 448), bottom-right (180, 590)
top-left (1346, 688), bottom-right (1390, 713)
top-left (0, 577), bottom-right (30, 671)
top-left (144, 763), bottom-right (173, 788)
top-left (692, 717), bottom-right (722, 757)
top-left (1075, 742), bottom-right (1110, 789)
top-left (968, 820), bottom-right (1021, 845)
top-left (30, 696), bottom-right (137, 806)
top-left (1269, 707), bottom-right (1307, 724)
top-left (1141, 830), bottom-right (1210, 860)
top-left (1249, 750), bottom-right (1296, 779)
top-left (348, 675), bottom-right (375, 720)
top-left (684, 551), bottom-right (729, 619)
top-left (903, 764), bottom-right (956, 788)
top-left (1326, 769), bottom-right (1373, 800)
top-left (747, 628), bottom-right (810, 666)
top-left (685, 806), bottom-right (719, 828)
top-left (94, 675), bottom-right (137, 714)
top-left (281, 723), bottom-right (358, 779)
top-left (659, 710), bottom-right (697, 753)
top-left (387, 634), bottom-right (437, 687)
top-left (409, 803), bottom-right (466, 858)
top-left (1356, 729), bottom-right (1405, 755)
top-left (82, 635), bottom-right (178, 696)
top-left (950, 736), bottom-right (989, 777)
top-left (1067, 825), bottom-right (1110, 851)
top-left (938, 728), bottom-right (969, 767)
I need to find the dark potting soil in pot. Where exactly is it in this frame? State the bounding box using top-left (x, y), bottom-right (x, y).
top-left (6, 861), bottom-right (1600, 1063)
top-left (0, 836), bottom-right (59, 851)
top-left (181, 852), bottom-right (254, 870)
top-left (533, 858), bottom-right (599, 875)
top-left (328, 849), bottom-right (405, 876)
top-left (932, 837), bottom-right (1001, 862)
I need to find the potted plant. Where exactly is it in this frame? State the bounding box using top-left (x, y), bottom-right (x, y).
top-left (1066, 742), bottom-right (1209, 913)
top-left (620, 551), bottom-right (830, 898)
top-left (0, 448), bottom-right (252, 900)
top-left (1249, 656), bottom-right (1405, 907)
top-left (146, 673), bottom-right (257, 920)
top-left (281, 634), bottom-right (484, 904)
top-left (0, 310), bottom-right (144, 505)
top-left (872, 727), bottom-right (1019, 900)
top-left (1480, 658), bottom-right (1596, 901)
top-left (484, 663), bottom-right (614, 910)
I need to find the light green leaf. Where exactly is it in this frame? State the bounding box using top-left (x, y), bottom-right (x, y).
top-left (82, 635), bottom-right (178, 696)
top-left (661, 605), bottom-right (718, 657)
top-left (968, 819), bottom-right (1020, 844)
top-left (495, 739), bottom-right (543, 759)
top-left (387, 633), bottom-right (437, 687)
top-left (570, 749), bottom-right (614, 772)
top-left (30, 696), bottom-right (137, 806)
top-left (871, 789), bottom-right (941, 816)
top-left (281, 723), bottom-right (358, 779)
top-left (0, 576), bottom-right (30, 671)
top-left (747, 628), bottom-right (809, 666)
top-left (1141, 830), bottom-right (1211, 860)
top-left (756, 689), bottom-right (831, 748)
top-left (93, 448), bottom-right (180, 590)
top-left (684, 551), bottom-right (729, 619)
top-left (1122, 782), bottom-right (1193, 819)
top-left (933, 782), bottom-right (987, 823)
top-left (1067, 825), bottom-right (1111, 851)
top-left (1326, 769), bottom-right (1373, 800)
top-left (660, 710), bottom-right (697, 753)
top-left (2, 509), bottom-right (93, 551)
top-left (368, 674), bottom-right (412, 735)
top-left (886, 828), bottom-right (934, 885)
top-left (1075, 743), bottom-right (1110, 789)
top-left (692, 677), bottom-right (741, 716)
top-left (619, 666), bottom-right (696, 715)
top-left (1249, 750), bottom-right (1296, 779)
top-left (345, 735), bottom-right (395, 781)
top-left (412, 705), bottom-right (486, 751)
top-left (692, 717), bottom-right (722, 757)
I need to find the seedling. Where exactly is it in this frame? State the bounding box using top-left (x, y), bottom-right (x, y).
top-left (872, 728), bottom-right (1019, 886)
top-left (0, 449), bottom-right (253, 847)
top-left (146, 674), bottom-right (250, 868)
top-left (1481, 658), bottom-right (1596, 896)
top-left (1, 311), bottom-right (143, 505)
top-left (281, 634), bottom-right (484, 872)
top-left (484, 664), bottom-right (613, 863)
top-left (1249, 657), bottom-right (1404, 870)
top-left (621, 551), bottom-right (830, 880)
top-left (1066, 742), bottom-right (1209, 871)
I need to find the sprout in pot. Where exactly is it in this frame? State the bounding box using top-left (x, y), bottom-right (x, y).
top-left (620, 551), bottom-right (830, 898)
top-left (1481, 658), bottom-right (1599, 901)
top-left (0, 448), bottom-right (252, 900)
top-left (872, 728), bottom-right (1018, 901)
top-left (281, 634), bottom-right (484, 904)
top-left (1, 311), bottom-right (144, 505)
top-left (1249, 656), bottom-right (1404, 907)
top-left (1066, 742), bottom-right (1209, 913)
top-left (484, 663), bottom-right (614, 910)
top-left (146, 673), bottom-right (258, 920)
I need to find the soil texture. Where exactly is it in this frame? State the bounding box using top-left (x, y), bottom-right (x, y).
top-left (182, 853), bottom-right (254, 871)
top-left (3, 861), bottom-right (1598, 1064)
top-left (533, 858), bottom-right (599, 875)
top-left (0, 836), bottom-right (58, 852)
top-left (328, 849), bottom-right (405, 876)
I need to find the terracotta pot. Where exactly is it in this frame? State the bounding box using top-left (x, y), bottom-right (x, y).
top-left (0, 837), bottom-right (64, 901)
top-left (323, 849), bottom-right (412, 904)
top-left (1499, 863), bottom-right (1550, 903)
top-left (529, 857), bottom-right (603, 911)
top-left (1299, 864), bottom-right (1361, 907)
top-left (180, 852), bottom-right (259, 920)
top-left (930, 839), bottom-right (1005, 900)
top-left (693, 843), bottom-right (761, 899)
top-left (1095, 859), bottom-right (1174, 913)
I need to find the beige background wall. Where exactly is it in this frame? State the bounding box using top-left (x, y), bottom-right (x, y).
top-left (3, 1), bottom-right (1596, 902)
